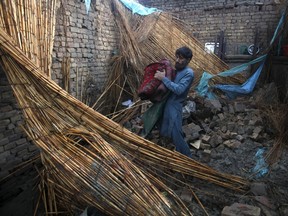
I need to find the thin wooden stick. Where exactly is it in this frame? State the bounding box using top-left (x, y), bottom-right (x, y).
top-left (76, 66), bottom-right (78, 99)
top-left (0, 1), bottom-right (250, 215)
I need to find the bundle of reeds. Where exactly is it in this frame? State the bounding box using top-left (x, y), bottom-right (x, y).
top-left (0, 40), bottom-right (191, 215)
top-left (95, 0), bottom-right (232, 114)
top-left (62, 56), bottom-right (71, 92)
top-left (0, 0), bottom-right (249, 215)
top-left (0, 27), bottom-right (248, 214)
top-left (135, 13), bottom-right (230, 82)
top-left (265, 104), bottom-right (288, 164)
top-left (94, 0), bottom-right (146, 114)
top-left (0, 0), bottom-right (56, 77)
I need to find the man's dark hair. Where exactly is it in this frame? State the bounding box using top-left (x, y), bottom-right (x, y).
top-left (175, 46), bottom-right (193, 60)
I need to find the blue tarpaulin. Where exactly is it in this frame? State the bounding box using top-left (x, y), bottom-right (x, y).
top-left (214, 61), bottom-right (265, 99)
top-left (252, 148), bottom-right (269, 178)
top-left (196, 55), bottom-right (267, 99)
top-left (119, 0), bottom-right (161, 15)
top-left (85, 0), bottom-right (91, 14)
top-left (269, 11), bottom-right (285, 46)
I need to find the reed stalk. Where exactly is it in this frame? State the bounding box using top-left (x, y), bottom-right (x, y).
top-left (0, 1), bottom-right (249, 215)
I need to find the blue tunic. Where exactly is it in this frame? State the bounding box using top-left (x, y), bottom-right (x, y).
top-left (160, 66), bottom-right (194, 157)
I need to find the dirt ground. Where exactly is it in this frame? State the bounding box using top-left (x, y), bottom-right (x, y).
top-left (184, 128), bottom-right (288, 216)
top-left (143, 91), bottom-right (288, 216)
top-left (1, 93), bottom-right (288, 216)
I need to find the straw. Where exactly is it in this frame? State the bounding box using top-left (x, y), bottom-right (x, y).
top-left (0, 1), bottom-right (249, 215)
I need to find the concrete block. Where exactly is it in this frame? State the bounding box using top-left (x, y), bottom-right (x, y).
top-left (221, 203), bottom-right (261, 216)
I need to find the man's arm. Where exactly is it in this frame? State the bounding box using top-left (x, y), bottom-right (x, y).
top-left (154, 68), bottom-right (194, 95)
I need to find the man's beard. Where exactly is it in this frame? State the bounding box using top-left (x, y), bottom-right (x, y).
top-left (175, 60), bottom-right (189, 71)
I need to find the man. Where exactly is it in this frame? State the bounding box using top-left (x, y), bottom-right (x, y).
top-left (154, 46), bottom-right (194, 158)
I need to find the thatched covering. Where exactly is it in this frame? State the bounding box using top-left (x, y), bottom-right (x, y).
top-left (0, 0), bottom-right (249, 215)
top-left (94, 0), bottom-right (231, 114)
top-left (0, 0), bottom-right (56, 77)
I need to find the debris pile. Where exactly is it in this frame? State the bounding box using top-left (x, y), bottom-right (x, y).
top-left (124, 85), bottom-right (288, 215)
top-left (127, 92), bottom-right (275, 178)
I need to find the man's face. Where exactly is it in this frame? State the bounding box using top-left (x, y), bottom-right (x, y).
top-left (175, 55), bottom-right (189, 70)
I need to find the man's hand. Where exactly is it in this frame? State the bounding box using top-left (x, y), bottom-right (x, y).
top-left (154, 70), bottom-right (165, 81)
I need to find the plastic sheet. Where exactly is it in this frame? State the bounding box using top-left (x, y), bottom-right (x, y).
top-left (119, 0), bottom-right (160, 15)
top-left (213, 60), bottom-right (265, 99)
top-left (252, 148), bottom-right (269, 178)
top-left (196, 55), bottom-right (267, 99)
top-left (84, 0), bottom-right (91, 14)
top-left (182, 101), bottom-right (196, 119)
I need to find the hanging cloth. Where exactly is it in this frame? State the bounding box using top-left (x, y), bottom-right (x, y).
top-left (119, 0), bottom-right (161, 15)
top-left (85, 0), bottom-right (91, 14)
top-left (141, 93), bottom-right (170, 138)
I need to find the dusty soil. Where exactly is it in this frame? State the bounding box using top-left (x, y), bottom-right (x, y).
top-left (1, 93), bottom-right (288, 216)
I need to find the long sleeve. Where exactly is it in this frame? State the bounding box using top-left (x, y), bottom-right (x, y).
top-left (162, 68), bottom-right (194, 96)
